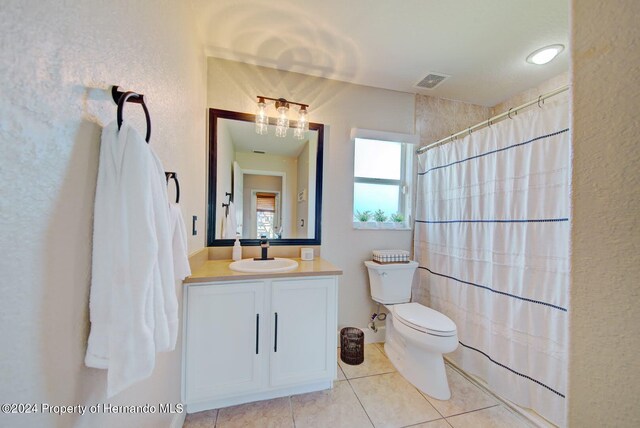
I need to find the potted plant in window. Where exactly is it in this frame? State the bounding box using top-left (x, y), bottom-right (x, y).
top-left (354, 210), bottom-right (374, 229)
top-left (391, 212), bottom-right (405, 229)
top-left (373, 209), bottom-right (391, 229)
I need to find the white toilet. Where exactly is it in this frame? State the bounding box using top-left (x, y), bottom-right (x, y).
top-left (365, 260), bottom-right (458, 400)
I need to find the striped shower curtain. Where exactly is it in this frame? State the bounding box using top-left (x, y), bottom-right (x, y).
top-left (414, 96), bottom-right (570, 426)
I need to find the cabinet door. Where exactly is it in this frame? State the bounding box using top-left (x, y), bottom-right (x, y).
top-left (270, 277), bottom-right (337, 387)
top-left (185, 282), bottom-right (264, 403)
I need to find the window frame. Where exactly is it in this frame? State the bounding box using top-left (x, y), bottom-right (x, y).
top-left (351, 129), bottom-right (417, 230)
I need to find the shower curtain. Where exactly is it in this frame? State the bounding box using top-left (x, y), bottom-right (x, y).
top-left (414, 97), bottom-right (570, 426)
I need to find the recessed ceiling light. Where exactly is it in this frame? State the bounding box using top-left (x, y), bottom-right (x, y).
top-left (526, 44), bottom-right (564, 65)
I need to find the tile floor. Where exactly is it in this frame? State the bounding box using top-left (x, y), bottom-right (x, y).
top-left (183, 343), bottom-right (532, 428)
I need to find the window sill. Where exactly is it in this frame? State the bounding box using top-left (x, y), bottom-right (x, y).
top-left (353, 222), bottom-right (411, 231)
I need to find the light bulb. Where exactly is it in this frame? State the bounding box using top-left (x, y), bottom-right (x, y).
top-left (294, 106), bottom-right (309, 140)
top-left (255, 98), bottom-right (268, 135)
top-left (275, 103), bottom-right (289, 138)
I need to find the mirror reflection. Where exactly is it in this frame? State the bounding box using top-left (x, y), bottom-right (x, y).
top-left (209, 110), bottom-right (322, 245)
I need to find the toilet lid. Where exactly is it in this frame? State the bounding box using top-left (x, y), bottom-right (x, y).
top-left (394, 303), bottom-right (456, 335)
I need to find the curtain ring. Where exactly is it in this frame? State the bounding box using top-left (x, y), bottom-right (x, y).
top-left (538, 95), bottom-right (544, 108)
top-left (487, 118), bottom-right (492, 128)
top-left (468, 127), bottom-right (472, 136)
top-left (508, 108), bottom-right (514, 119)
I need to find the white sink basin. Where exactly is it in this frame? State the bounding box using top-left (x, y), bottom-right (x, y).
top-left (229, 257), bottom-right (299, 273)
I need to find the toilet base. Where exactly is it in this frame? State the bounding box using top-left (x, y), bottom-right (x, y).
top-left (385, 314), bottom-right (454, 400)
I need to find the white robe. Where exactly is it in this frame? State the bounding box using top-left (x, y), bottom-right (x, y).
top-left (149, 150), bottom-right (177, 352)
top-left (86, 121), bottom-right (177, 397)
top-left (169, 202), bottom-right (191, 282)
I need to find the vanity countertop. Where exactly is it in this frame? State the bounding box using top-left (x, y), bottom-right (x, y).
top-left (184, 257), bottom-right (343, 284)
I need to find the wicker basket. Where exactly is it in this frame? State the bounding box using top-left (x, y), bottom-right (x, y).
top-left (372, 249), bottom-right (410, 264)
top-left (340, 327), bottom-right (364, 365)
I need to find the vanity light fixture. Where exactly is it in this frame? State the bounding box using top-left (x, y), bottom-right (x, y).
top-left (255, 96), bottom-right (310, 140)
top-left (526, 44), bottom-right (564, 65)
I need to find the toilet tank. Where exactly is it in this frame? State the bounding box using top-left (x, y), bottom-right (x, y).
top-left (364, 261), bottom-right (419, 304)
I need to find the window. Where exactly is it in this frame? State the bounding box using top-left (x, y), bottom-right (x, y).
top-left (255, 192), bottom-right (279, 238)
top-left (352, 132), bottom-right (414, 229)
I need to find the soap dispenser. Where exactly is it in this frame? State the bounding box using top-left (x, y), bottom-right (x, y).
top-left (232, 235), bottom-right (242, 261)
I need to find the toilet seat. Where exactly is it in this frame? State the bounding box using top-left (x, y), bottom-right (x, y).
top-left (393, 303), bottom-right (457, 337)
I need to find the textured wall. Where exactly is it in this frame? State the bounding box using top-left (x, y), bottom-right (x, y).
top-left (206, 58), bottom-right (415, 332)
top-left (491, 71), bottom-right (570, 116)
top-left (0, 1), bottom-right (206, 427)
top-left (415, 96), bottom-right (491, 147)
top-left (569, 1), bottom-right (640, 426)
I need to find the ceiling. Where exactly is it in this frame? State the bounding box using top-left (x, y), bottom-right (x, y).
top-left (222, 118), bottom-right (312, 157)
top-left (192, 0), bottom-right (569, 107)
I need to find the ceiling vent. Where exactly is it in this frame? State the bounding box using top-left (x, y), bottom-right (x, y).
top-left (415, 73), bottom-right (449, 89)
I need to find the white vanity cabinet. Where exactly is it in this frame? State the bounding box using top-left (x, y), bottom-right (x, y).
top-left (184, 281), bottom-right (264, 404)
top-left (183, 275), bottom-right (338, 412)
top-left (270, 277), bottom-right (336, 387)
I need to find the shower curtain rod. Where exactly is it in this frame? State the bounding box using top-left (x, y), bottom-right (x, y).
top-left (416, 85), bottom-right (570, 154)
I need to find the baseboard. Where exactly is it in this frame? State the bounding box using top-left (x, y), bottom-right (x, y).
top-left (170, 410), bottom-right (186, 428)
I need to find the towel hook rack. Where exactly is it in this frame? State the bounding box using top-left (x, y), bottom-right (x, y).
top-left (221, 192), bottom-right (232, 216)
top-left (112, 86), bottom-right (151, 143)
top-left (165, 172), bottom-right (180, 203)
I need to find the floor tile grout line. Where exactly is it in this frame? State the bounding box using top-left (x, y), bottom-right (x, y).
top-left (345, 377), bottom-right (376, 428)
top-left (337, 343), bottom-right (395, 380)
top-left (442, 403), bottom-right (501, 419)
top-left (337, 363), bottom-right (347, 380)
top-left (428, 362), bottom-right (502, 419)
top-left (289, 395), bottom-right (296, 428)
top-left (444, 359), bottom-right (540, 427)
top-left (401, 417), bottom-right (452, 428)
top-left (412, 374), bottom-right (510, 423)
top-left (404, 373), bottom-right (446, 420)
top-left (348, 344), bottom-right (506, 427)
top-left (348, 370), bottom-right (443, 428)
top-left (342, 343), bottom-right (439, 426)
top-left (338, 368), bottom-right (397, 381)
top-left (369, 342), bottom-right (386, 357)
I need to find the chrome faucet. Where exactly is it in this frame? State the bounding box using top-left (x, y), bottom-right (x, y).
top-left (255, 236), bottom-right (274, 261)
